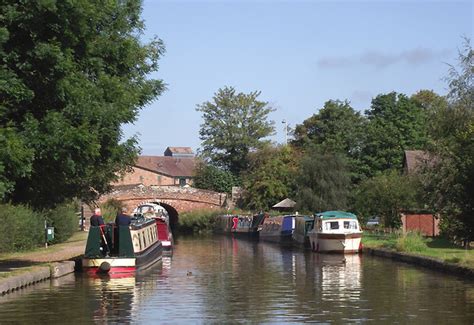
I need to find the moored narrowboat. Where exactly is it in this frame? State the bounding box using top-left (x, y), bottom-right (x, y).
top-left (215, 213), bottom-right (267, 238)
top-left (259, 215), bottom-right (295, 244)
top-left (82, 215), bottom-right (163, 275)
top-left (308, 211), bottom-right (362, 254)
top-left (292, 215), bottom-right (315, 248)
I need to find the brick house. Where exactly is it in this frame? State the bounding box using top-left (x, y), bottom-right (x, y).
top-left (114, 147), bottom-right (196, 187)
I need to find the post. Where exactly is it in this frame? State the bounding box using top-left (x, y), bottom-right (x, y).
top-left (44, 219), bottom-right (48, 248)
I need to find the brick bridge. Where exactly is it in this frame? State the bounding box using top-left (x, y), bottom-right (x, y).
top-left (98, 185), bottom-right (228, 226)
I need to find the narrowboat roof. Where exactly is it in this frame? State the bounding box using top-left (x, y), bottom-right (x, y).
top-left (295, 215), bottom-right (314, 221)
top-left (315, 211), bottom-right (357, 220)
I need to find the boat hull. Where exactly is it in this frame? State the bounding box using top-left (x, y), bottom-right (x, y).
top-left (82, 240), bottom-right (163, 275)
top-left (309, 232), bottom-right (362, 254)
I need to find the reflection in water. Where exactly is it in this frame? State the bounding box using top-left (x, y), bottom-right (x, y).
top-left (0, 235), bottom-right (472, 323)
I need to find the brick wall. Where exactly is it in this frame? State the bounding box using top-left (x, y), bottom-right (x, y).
top-left (113, 167), bottom-right (192, 186)
top-left (401, 213), bottom-right (440, 237)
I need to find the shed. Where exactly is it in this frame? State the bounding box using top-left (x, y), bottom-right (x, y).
top-left (272, 198), bottom-right (296, 212)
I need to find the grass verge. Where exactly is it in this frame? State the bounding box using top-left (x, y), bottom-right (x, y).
top-left (363, 232), bottom-right (474, 269)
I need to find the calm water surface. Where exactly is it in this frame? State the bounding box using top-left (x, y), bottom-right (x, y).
top-left (0, 235), bottom-right (473, 324)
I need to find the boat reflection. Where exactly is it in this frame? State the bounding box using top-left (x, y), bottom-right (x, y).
top-left (315, 254), bottom-right (362, 303)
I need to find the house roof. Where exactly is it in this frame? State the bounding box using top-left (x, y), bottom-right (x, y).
top-left (272, 198), bottom-right (296, 209)
top-left (404, 150), bottom-right (433, 174)
top-left (164, 147), bottom-right (194, 155)
top-left (135, 156), bottom-right (196, 177)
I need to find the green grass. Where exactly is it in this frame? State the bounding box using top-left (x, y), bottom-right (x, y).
top-left (363, 232), bottom-right (474, 269)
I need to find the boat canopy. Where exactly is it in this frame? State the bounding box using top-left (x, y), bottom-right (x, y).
top-left (315, 211), bottom-right (357, 220)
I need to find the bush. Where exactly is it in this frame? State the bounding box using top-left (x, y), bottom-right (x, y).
top-left (177, 209), bottom-right (226, 234)
top-left (395, 232), bottom-right (427, 253)
top-left (100, 199), bottom-right (123, 223)
top-left (0, 204), bottom-right (44, 252)
top-left (45, 201), bottom-right (78, 244)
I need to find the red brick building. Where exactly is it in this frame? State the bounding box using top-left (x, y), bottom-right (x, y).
top-left (113, 147), bottom-right (196, 187)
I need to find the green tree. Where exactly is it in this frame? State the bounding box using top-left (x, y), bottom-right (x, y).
top-left (0, 1), bottom-right (165, 208)
top-left (241, 144), bottom-right (298, 211)
top-left (196, 87), bottom-right (275, 176)
top-left (422, 40), bottom-right (473, 246)
top-left (354, 171), bottom-right (421, 228)
top-left (292, 100), bottom-right (366, 181)
top-left (361, 92), bottom-right (429, 177)
top-left (193, 160), bottom-right (238, 193)
top-left (294, 149), bottom-right (351, 213)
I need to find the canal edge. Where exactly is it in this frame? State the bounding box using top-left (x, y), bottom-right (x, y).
top-left (0, 260), bottom-right (77, 296)
top-left (363, 247), bottom-right (474, 279)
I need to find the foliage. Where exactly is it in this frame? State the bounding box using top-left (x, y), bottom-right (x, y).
top-left (0, 204), bottom-right (44, 252)
top-left (395, 232), bottom-right (427, 253)
top-left (361, 92), bottom-right (429, 177)
top-left (0, 1), bottom-right (165, 208)
top-left (44, 201), bottom-right (78, 244)
top-left (421, 39), bottom-right (474, 245)
top-left (177, 209), bottom-right (226, 234)
top-left (196, 86), bottom-right (275, 176)
top-left (241, 144), bottom-right (298, 211)
top-left (292, 100), bottom-right (366, 181)
top-left (354, 170), bottom-right (421, 227)
top-left (294, 149), bottom-right (351, 213)
top-left (193, 160), bottom-right (238, 193)
top-left (100, 199), bottom-right (124, 223)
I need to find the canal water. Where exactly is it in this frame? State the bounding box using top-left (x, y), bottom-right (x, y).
top-left (0, 235), bottom-right (473, 324)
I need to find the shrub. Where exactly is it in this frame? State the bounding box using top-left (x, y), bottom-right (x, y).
top-left (0, 204), bottom-right (44, 252)
top-left (177, 209), bottom-right (226, 234)
top-left (395, 232), bottom-right (427, 253)
top-left (45, 201), bottom-right (78, 244)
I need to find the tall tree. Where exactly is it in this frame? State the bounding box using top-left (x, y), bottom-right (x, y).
top-left (241, 144), bottom-right (298, 211)
top-left (361, 92), bottom-right (428, 177)
top-left (292, 100), bottom-right (366, 181)
top-left (0, 1), bottom-right (165, 208)
top-left (294, 149), bottom-right (351, 213)
top-left (196, 86), bottom-right (275, 176)
top-left (422, 40), bottom-right (473, 246)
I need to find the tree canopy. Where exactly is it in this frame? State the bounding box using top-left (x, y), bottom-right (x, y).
top-left (196, 86), bottom-right (275, 176)
top-left (0, 0), bottom-right (165, 208)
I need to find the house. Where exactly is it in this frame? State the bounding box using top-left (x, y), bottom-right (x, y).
top-left (114, 147), bottom-right (196, 187)
top-left (403, 150), bottom-right (433, 174)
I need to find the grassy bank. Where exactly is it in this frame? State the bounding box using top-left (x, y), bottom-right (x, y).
top-left (363, 232), bottom-right (474, 269)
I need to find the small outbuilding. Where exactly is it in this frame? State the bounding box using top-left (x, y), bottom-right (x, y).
top-left (272, 198), bottom-right (296, 212)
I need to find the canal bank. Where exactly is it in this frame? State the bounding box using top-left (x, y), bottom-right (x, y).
top-left (363, 247), bottom-right (474, 278)
top-left (0, 232), bottom-right (86, 295)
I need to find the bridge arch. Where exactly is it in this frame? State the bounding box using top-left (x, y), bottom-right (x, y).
top-left (98, 185), bottom-right (228, 228)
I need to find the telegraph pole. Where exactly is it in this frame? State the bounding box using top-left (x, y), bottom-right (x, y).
top-left (282, 119), bottom-right (288, 145)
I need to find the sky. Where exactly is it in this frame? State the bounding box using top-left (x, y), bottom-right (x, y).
top-left (122, 0), bottom-right (473, 155)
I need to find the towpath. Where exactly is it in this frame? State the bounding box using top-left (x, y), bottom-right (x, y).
top-left (0, 232), bottom-right (87, 277)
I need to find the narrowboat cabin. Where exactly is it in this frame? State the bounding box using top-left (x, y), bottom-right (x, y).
top-left (82, 215), bottom-right (163, 275)
top-left (292, 215), bottom-right (315, 248)
top-left (259, 215), bottom-right (295, 244)
top-left (215, 213), bottom-right (267, 238)
top-left (308, 211), bottom-right (362, 254)
top-left (133, 203), bottom-right (173, 255)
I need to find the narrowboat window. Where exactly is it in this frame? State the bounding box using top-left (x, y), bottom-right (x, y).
top-left (344, 221), bottom-right (350, 229)
top-left (344, 221), bottom-right (357, 229)
top-left (329, 221), bottom-right (339, 230)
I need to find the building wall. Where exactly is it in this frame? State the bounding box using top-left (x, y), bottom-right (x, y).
top-left (401, 213), bottom-right (440, 237)
top-left (113, 167), bottom-right (191, 186)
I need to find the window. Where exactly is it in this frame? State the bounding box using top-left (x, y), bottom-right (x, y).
top-left (344, 221), bottom-right (357, 229)
top-left (157, 175), bottom-right (162, 184)
top-left (179, 178), bottom-right (186, 186)
top-left (329, 221), bottom-right (339, 230)
top-left (139, 176), bottom-right (144, 183)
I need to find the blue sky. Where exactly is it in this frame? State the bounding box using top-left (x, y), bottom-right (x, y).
top-left (123, 0), bottom-right (473, 155)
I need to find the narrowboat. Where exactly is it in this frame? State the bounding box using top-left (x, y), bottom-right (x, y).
top-left (308, 211), bottom-right (362, 254)
top-left (82, 215), bottom-right (163, 275)
top-left (215, 213), bottom-right (267, 238)
top-left (259, 215), bottom-right (295, 244)
top-left (133, 203), bottom-right (173, 255)
top-left (292, 215), bottom-right (315, 248)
